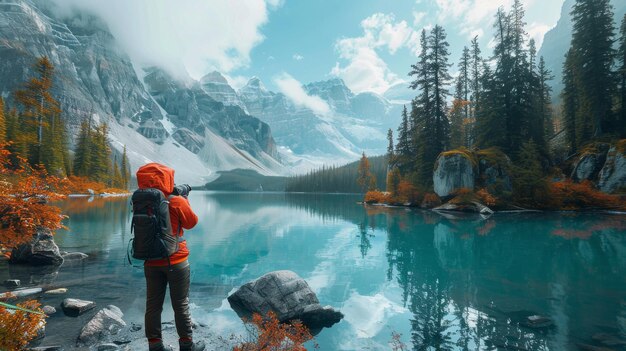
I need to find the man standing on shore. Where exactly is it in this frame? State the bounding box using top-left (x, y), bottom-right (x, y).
top-left (135, 163), bottom-right (205, 351)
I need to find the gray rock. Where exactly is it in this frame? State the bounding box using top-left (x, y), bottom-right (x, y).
top-left (4, 279), bottom-right (20, 288)
top-left (433, 152), bottom-right (475, 197)
top-left (228, 270), bottom-right (343, 332)
top-left (571, 143), bottom-right (610, 182)
top-left (598, 146), bottom-right (626, 193)
top-left (0, 287), bottom-right (42, 299)
top-left (96, 344), bottom-right (120, 351)
top-left (27, 346), bottom-right (62, 351)
top-left (78, 305), bottom-right (126, 345)
top-left (9, 228), bottom-right (64, 266)
top-left (43, 305), bottom-right (57, 315)
top-left (62, 298), bottom-right (96, 317)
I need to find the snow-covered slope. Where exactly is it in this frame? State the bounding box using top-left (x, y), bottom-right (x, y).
top-left (0, 0), bottom-right (283, 184)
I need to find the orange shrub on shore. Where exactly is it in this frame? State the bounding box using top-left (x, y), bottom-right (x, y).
top-left (549, 180), bottom-right (622, 210)
top-left (0, 299), bottom-right (46, 351)
top-left (64, 176), bottom-right (128, 195)
top-left (476, 188), bottom-right (497, 207)
top-left (396, 180), bottom-right (422, 204)
top-left (233, 311), bottom-right (316, 351)
top-left (364, 190), bottom-right (389, 204)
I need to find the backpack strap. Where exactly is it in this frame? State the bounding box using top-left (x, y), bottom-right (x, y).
top-left (167, 195), bottom-right (184, 239)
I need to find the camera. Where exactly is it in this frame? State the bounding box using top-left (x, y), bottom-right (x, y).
top-left (172, 184), bottom-right (192, 198)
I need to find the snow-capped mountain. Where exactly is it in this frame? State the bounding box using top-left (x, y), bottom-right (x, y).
top-left (0, 0), bottom-right (282, 184)
top-left (236, 77), bottom-right (404, 169)
top-left (200, 71), bottom-right (248, 113)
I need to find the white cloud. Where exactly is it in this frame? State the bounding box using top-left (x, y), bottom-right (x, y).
top-left (331, 13), bottom-right (420, 94)
top-left (273, 73), bottom-right (330, 115)
top-left (292, 53), bottom-right (304, 61)
top-left (527, 22), bottom-right (552, 49)
top-left (50, 0), bottom-right (279, 80)
top-left (412, 11), bottom-right (427, 26)
top-left (223, 74), bottom-right (249, 90)
top-left (435, 0), bottom-right (536, 42)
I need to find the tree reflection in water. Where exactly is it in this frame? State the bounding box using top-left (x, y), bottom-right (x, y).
top-left (348, 206), bottom-right (626, 350)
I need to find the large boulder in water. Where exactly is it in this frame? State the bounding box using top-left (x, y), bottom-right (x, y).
top-left (571, 143), bottom-right (610, 182)
top-left (433, 150), bottom-right (475, 198)
top-left (10, 228), bottom-right (63, 266)
top-left (597, 142), bottom-right (626, 193)
top-left (227, 270), bottom-right (343, 332)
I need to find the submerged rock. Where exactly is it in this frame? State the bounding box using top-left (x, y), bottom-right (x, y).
top-left (62, 298), bottom-right (96, 317)
top-left (10, 228), bottom-right (64, 266)
top-left (44, 288), bottom-right (68, 295)
top-left (433, 151), bottom-right (475, 198)
top-left (61, 252), bottom-right (89, 261)
top-left (228, 270), bottom-right (343, 332)
top-left (42, 305), bottom-right (57, 315)
top-left (0, 287), bottom-right (42, 299)
top-left (78, 305), bottom-right (126, 345)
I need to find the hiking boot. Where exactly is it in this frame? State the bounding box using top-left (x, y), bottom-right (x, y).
top-left (179, 339), bottom-right (206, 351)
top-left (148, 341), bottom-right (173, 351)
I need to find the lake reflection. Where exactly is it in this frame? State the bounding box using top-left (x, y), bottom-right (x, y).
top-left (18, 192), bottom-right (626, 350)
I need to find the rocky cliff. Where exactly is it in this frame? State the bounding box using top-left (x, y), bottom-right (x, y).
top-left (0, 0), bottom-right (282, 184)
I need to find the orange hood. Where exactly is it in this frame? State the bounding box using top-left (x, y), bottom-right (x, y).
top-left (136, 163), bottom-right (175, 194)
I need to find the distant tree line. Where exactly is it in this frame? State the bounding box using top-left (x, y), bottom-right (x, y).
top-left (285, 155), bottom-right (387, 193)
top-left (0, 56), bottom-right (130, 189)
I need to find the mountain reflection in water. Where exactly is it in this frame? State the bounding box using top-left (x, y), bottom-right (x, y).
top-left (14, 192), bottom-right (625, 350)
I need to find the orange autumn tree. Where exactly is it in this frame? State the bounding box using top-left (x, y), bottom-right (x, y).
top-left (234, 311), bottom-right (316, 351)
top-left (0, 144), bottom-right (67, 248)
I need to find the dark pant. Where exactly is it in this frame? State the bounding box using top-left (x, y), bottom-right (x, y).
top-left (144, 260), bottom-right (192, 340)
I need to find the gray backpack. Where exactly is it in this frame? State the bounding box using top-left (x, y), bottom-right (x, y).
top-left (129, 188), bottom-right (180, 261)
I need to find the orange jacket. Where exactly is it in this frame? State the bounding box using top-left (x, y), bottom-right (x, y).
top-left (136, 163), bottom-right (198, 266)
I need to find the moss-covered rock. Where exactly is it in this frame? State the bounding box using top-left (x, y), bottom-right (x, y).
top-left (433, 149), bottom-right (475, 197)
top-left (571, 142), bottom-right (611, 182)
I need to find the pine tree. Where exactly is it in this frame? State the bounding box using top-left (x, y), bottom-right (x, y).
top-left (0, 97), bottom-right (5, 143)
top-left (428, 25), bottom-right (452, 152)
top-left (537, 57), bottom-right (554, 143)
top-left (454, 46), bottom-right (471, 147)
top-left (357, 152), bottom-right (376, 193)
top-left (396, 105), bottom-right (411, 159)
top-left (90, 122), bottom-right (112, 184)
top-left (571, 0), bottom-right (616, 137)
top-left (619, 13), bottom-right (626, 137)
top-left (120, 145), bottom-right (130, 189)
top-left (470, 35), bottom-right (482, 117)
top-left (476, 62), bottom-right (506, 148)
top-left (562, 49), bottom-right (579, 152)
top-left (14, 57), bottom-right (64, 170)
top-left (408, 26), bottom-right (452, 187)
top-left (112, 155), bottom-right (122, 188)
top-left (73, 118), bottom-right (93, 177)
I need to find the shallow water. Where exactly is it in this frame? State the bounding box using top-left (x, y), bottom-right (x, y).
top-left (3, 191), bottom-right (626, 350)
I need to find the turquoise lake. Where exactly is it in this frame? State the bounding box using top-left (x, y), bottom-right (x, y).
top-left (10, 191), bottom-right (626, 350)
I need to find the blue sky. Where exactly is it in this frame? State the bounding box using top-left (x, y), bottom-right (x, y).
top-left (230, 0), bottom-right (565, 95)
top-left (54, 0), bottom-right (565, 96)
